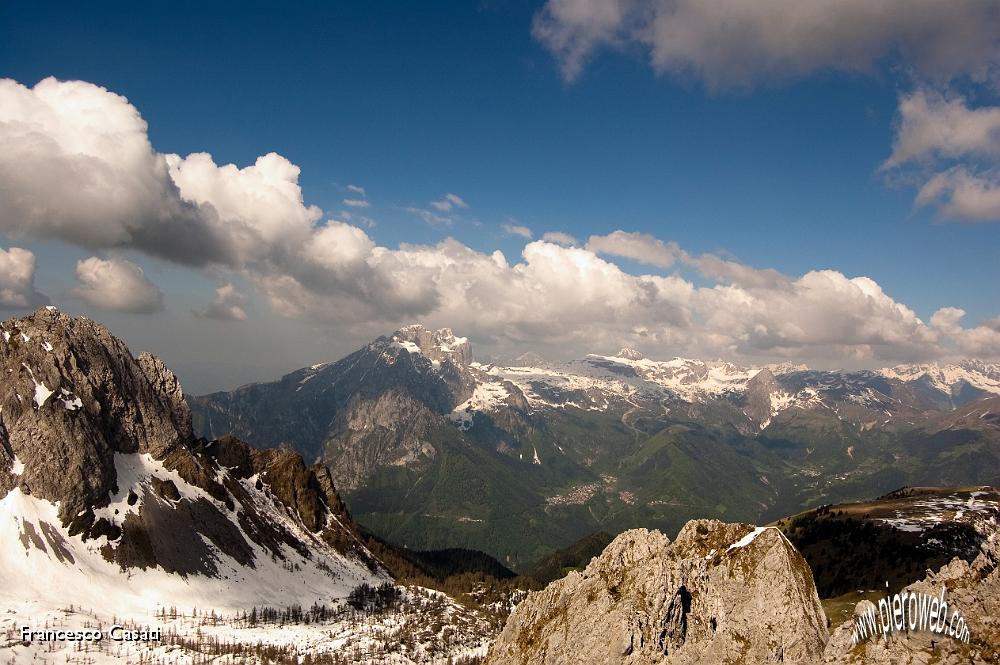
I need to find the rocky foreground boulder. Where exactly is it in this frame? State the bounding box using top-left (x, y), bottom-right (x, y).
top-left (485, 521), bottom-right (829, 665)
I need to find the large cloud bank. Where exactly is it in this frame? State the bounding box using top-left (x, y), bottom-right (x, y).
top-left (0, 77), bottom-right (997, 362)
top-left (532, 0), bottom-right (1000, 87)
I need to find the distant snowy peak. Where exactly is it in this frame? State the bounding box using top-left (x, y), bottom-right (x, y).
top-left (450, 380), bottom-right (514, 431)
top-left (878, 361), bottom-right (1000, 397)
top-left (763, 362), bottom-right (810, 374)
top-left (390, 324), bottom-right (472, 367)
top-left (616, 347), bottom-right (644, 361)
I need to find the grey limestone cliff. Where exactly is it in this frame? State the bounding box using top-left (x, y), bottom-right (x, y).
top-left (485, 521), bottom-right (829, 664)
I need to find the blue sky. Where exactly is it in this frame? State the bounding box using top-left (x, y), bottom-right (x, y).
top-left (1, 1), bottom-right (999, 392)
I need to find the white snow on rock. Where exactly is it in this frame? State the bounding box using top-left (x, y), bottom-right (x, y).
top-left (726, 526), bottom-right (769, 552)
top-left (725, 526), bottom-right (791, 554)
top-left (32, 380), bottom-right (53, 408)
top-left (450, 381), bottom-right (511, 430)
top-left (464, 354), bottom-right (764, 416)
top-left (876, 490), bottom-right (1000, 534)
top-left (393, 339), bottom-right (422, 355)
top-left (10, 457), bottom-right (24, 476)
top-left (20, 363), bottom-right (56, 409)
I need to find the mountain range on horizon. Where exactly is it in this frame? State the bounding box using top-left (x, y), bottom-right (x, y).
top-left (189, 322), bottom-right (1000, 568)
top-left (2, 307), bottom-right (999, 663)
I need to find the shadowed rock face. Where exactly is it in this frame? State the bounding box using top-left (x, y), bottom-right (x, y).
top-left (744, 368), bottom-right (781, 424)
top-left (0, 307), bottom-right (379, 578)
top-left (486, 522), bottom-right (829, 665)
top-left (189, 324), bottom-right (478, 489)
top-left (323, 388), bottom-right (441, 491)
top-left (0, 307), bottom-right (192, 526)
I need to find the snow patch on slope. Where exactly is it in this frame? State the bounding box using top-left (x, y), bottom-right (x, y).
top-left (31, 382), bottom-right (53, 408)
top-left (393, 340), bottom-right (422, 355)
top-left (450, 381), bottom-right (511, 430)
top-left (0, 460), bottom-right (385, 618)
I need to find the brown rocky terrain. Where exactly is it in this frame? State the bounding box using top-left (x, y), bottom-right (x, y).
top-left (487, 511), bottom-right (1000, 664)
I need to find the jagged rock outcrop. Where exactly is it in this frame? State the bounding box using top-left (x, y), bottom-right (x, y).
top-left (393, 324), bottom-right (473, 368)
top-left (0, 307), bottom-right (382, 584)
top-left (823, 530), bottom-right (1000, 663)
top-left (486, 521), bottom-right (828, 664)
top-left (744, 368), bottom-right (782, 425)
top-left (0, 307), bottom-right (193, 528)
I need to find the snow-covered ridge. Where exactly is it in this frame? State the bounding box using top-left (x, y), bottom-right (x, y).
top-left (449, 349), bottom-right (1000, 431)
top-left (463, 354), bottom-right (763, 417)
top-left (586, 353), bottom-right (762, 401)
top-left (878, 361), bottom-right (1000, 396)
top-left (0, 451), bottom-right (385, 617)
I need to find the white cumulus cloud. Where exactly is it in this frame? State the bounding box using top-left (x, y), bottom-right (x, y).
top-left (502, 223), bottom-right (534, 239)
top-left (3, 76), bottom-right (998, 364)
top-left (915, 168), bottom-right (1000, 221)
top-left (194, 283), bottom-right (248, 321)
top-left (0, 77), bottom-right (321, 268)
top-left (885, 90), bottom-right (1000, 168)
top-left (585, 230), bottom-right (681, 268)
top-left (541, 231), bottom-right (578, 246)
top-left (430, 193), bottom-right (468, 212)
top-left (886, 91), bottom-right (1000, 222)
top-left (0, 247), bottom-right (48, 309)
top-left (72, 257), bottom-right (163, 313)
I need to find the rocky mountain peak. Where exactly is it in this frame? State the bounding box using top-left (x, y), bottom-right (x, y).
top-left (616, 346), bottom-right (644, 361)
top-left (390, 324), bottom-right (472, 367)
top-left (485, 521), bottom-right (828, 664)
top-left (1, 307), bottom-right (382, 594)
top-left (1, 306), bottom-right (193, 526)
top-left (746, 367), bottom-right (779, 391)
